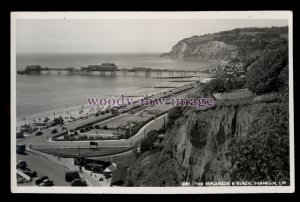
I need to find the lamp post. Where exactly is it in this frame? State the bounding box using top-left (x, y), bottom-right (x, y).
top-left (127, 121), bottom-right (134, 147)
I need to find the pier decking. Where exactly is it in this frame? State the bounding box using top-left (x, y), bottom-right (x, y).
top-left (17, 65), bottom-right (202, 76)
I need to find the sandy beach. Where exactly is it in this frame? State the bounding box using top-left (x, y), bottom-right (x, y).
top-left (16, 79), bottom-right (196, 130)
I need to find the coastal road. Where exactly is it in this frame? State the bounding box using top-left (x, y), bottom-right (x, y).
top-left (18, 113), bottom-right (168, 149)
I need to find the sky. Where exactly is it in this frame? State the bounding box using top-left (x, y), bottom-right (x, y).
top-left (16, 19), bottom-right (288, 54)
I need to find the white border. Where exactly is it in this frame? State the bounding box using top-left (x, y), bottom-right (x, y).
top-left (11, 11), bottom-right (292, 19)
top-left (11, 11), bottom-right (294, 194)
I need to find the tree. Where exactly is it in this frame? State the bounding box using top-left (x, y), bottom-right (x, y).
top-left (140, 131), bottom-right (158, 153)
top-left (167, 107), bottom-right (183, 127)
top-left (246, 46), bottom-right (288, 95)
top-left (229, 103), bottom-right (289, 183)
top-left (277, 65), bottom-right (289, 92)
top-left (202, 77), bottom-right (226, 94)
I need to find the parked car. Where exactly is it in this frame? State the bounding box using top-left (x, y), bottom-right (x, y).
top-left (35, 176), bottom-right (49, 185)
top-left (17, 160), bottom-right (27, 170)
top-left (39, 179), bottom-right (54, 186)
top-left (40, 176), bottom-right (49, 181)
top-left (65, 171), bottom-right (80, 182)
top-left (71, 178), bottom-right (87, 186)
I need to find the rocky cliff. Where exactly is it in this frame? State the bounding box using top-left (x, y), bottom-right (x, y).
top-left (161, 26), bottom-right (288, 63)
top-left (127, 97), bottom-right (289, 186)
top-left (162, 39), bottom-right (238, 61)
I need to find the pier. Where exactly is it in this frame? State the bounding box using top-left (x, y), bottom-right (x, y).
top-left (17, 64), bottom-right (202, 77)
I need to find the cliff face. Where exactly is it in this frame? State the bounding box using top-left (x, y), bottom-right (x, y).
top-left (127, 101), bottom-right (286, 186)
top-left (164, 40), bottom-right (238, 61)
top-left (161, 27), bottom-right (288, 63)
top-left (168, 104), bottom-right (263, 183)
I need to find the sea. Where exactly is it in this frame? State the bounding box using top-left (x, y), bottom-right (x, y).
top-left (16, 53), bottom-right (212, 123)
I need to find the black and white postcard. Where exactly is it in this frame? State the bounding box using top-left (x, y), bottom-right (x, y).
top-left (10, 11), bottom-right (294, 193)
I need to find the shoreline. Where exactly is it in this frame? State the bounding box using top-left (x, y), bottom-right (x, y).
top-left (16, 81), bottom-right (195, 130)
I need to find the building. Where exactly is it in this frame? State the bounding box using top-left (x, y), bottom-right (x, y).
top-left (87, 63), bottom-right (118, 71)
top-left (99, 62), bottom-right (118, 70)
top-left (82, 158), bottom-right (111, 172)
top-left (25, 65), bottom-right (42, 74)
top-left (86, 159), bottom-right (111, 172)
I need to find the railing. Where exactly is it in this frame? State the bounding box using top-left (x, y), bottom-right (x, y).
top-left (30, 145), bottom-right (133, 158)
top-left (31, 144), bottom-right (129, 149)
top-left (31, 144), bottom-right (88, 149)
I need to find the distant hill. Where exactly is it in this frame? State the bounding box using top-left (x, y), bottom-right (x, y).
top-left (161, 26), bottom-right (288, 68)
